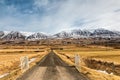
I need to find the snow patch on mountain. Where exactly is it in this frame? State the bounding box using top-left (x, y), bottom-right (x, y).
top-left (54, 29), bottom-right (120, 39)
top-left (20, 31), bottom-right (35, 36)
top-left (2, 31), bottom-right (25, 40)
top-left (27, 32), bottom-right (48, 40)
top-left (0, 28), bottom-right (120, 40)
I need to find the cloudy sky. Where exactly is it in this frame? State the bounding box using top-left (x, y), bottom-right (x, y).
top-left (0, 0), bottom-right (120, 34)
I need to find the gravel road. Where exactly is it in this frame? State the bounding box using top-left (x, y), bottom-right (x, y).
top-left (17, 51), bottom-right (89, 80)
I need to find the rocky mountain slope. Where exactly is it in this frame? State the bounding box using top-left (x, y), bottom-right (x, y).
top-left (0, 29), bottom-right (120, 41)
top-left (54, 29), bottom-right (120, 39)
top-left (2, 31), bottom-right (25, 41)
top-left (27, 32), bottom-right (48, 40)
top-left (0, 31), bottom-right (4, 38)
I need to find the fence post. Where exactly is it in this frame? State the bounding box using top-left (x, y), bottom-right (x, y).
top-left (75, 54), bottom-right (80, 70)
top-left (20, 56), bottom-right (29, 72)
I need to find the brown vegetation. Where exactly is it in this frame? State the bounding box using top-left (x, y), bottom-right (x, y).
top-left (0, 45), bottom-right (48, 79)
top-left (55, 45), bottom-right (120, 80)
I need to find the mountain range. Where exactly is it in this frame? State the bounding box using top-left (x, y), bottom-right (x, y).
top-left (0, 29), bottom-right (120, 41)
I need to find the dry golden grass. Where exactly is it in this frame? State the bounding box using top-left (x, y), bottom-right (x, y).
top-left (57, 46), bottom-right (120, 64)
top-left (0, 52), bottom-right (46, 75)
top-left (80, 66), bottom-right (120, 80)
top-left (0, 51), bottom-right (48, 80)
top-left (0, 45), bottom-right (49, 77)
top-left (55, 45), bottom-right (120, 80)
top-left (0, 45), bottom-right (47, 49)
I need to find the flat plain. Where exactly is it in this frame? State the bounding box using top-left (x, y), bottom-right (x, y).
top-left (55, 45), bottom-right (120, 80)
top-left (1, 45), bottom-right (120, 80)
top-left (0, 46), bottom-right (48, 77)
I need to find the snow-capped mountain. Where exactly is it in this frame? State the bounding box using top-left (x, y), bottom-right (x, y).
top-left (71, 29), bottom-right (91, 38)
top-left (53, 31), bottom-right (71, 38)
top-left (0, 31), bottom-right (4, 38)
top-left (2, 31), bottom-right (26, 41)
top-left (20, 31), bottom-right (35, 37)
top-left (27, 32), bottom-right (48, 40)
top-left (0, 28), bottom-right (120, 41)
top-left (53, 30), bottom-right (92, 38)
top-left (54, 29), bottom-right (120, 39)
top-left (91, 29), bottom-right (120, 38)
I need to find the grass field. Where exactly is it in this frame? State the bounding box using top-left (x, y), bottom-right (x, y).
top-left (56, 46), bottom-right (120, 63)
top-left (0, 46), bottom-right (48, 77)
top-left (55, 45), bottom-right (120, 80)
top-left (1, 45), bottom-right (120, 80)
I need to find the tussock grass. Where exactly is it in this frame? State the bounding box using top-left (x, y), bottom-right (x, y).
top-left (0, 51), bottom-right (48, 80)
top-left (0, 46), bottom-right (49, 77)
top-left (55, 45), bottom-right (120, 80)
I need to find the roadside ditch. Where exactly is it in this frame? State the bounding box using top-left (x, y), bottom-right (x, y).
top-left (84, 58), bottom-right (120, 76)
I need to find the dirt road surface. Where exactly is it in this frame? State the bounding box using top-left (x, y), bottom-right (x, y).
top-left (17, 51), bottom-right (89, 80)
